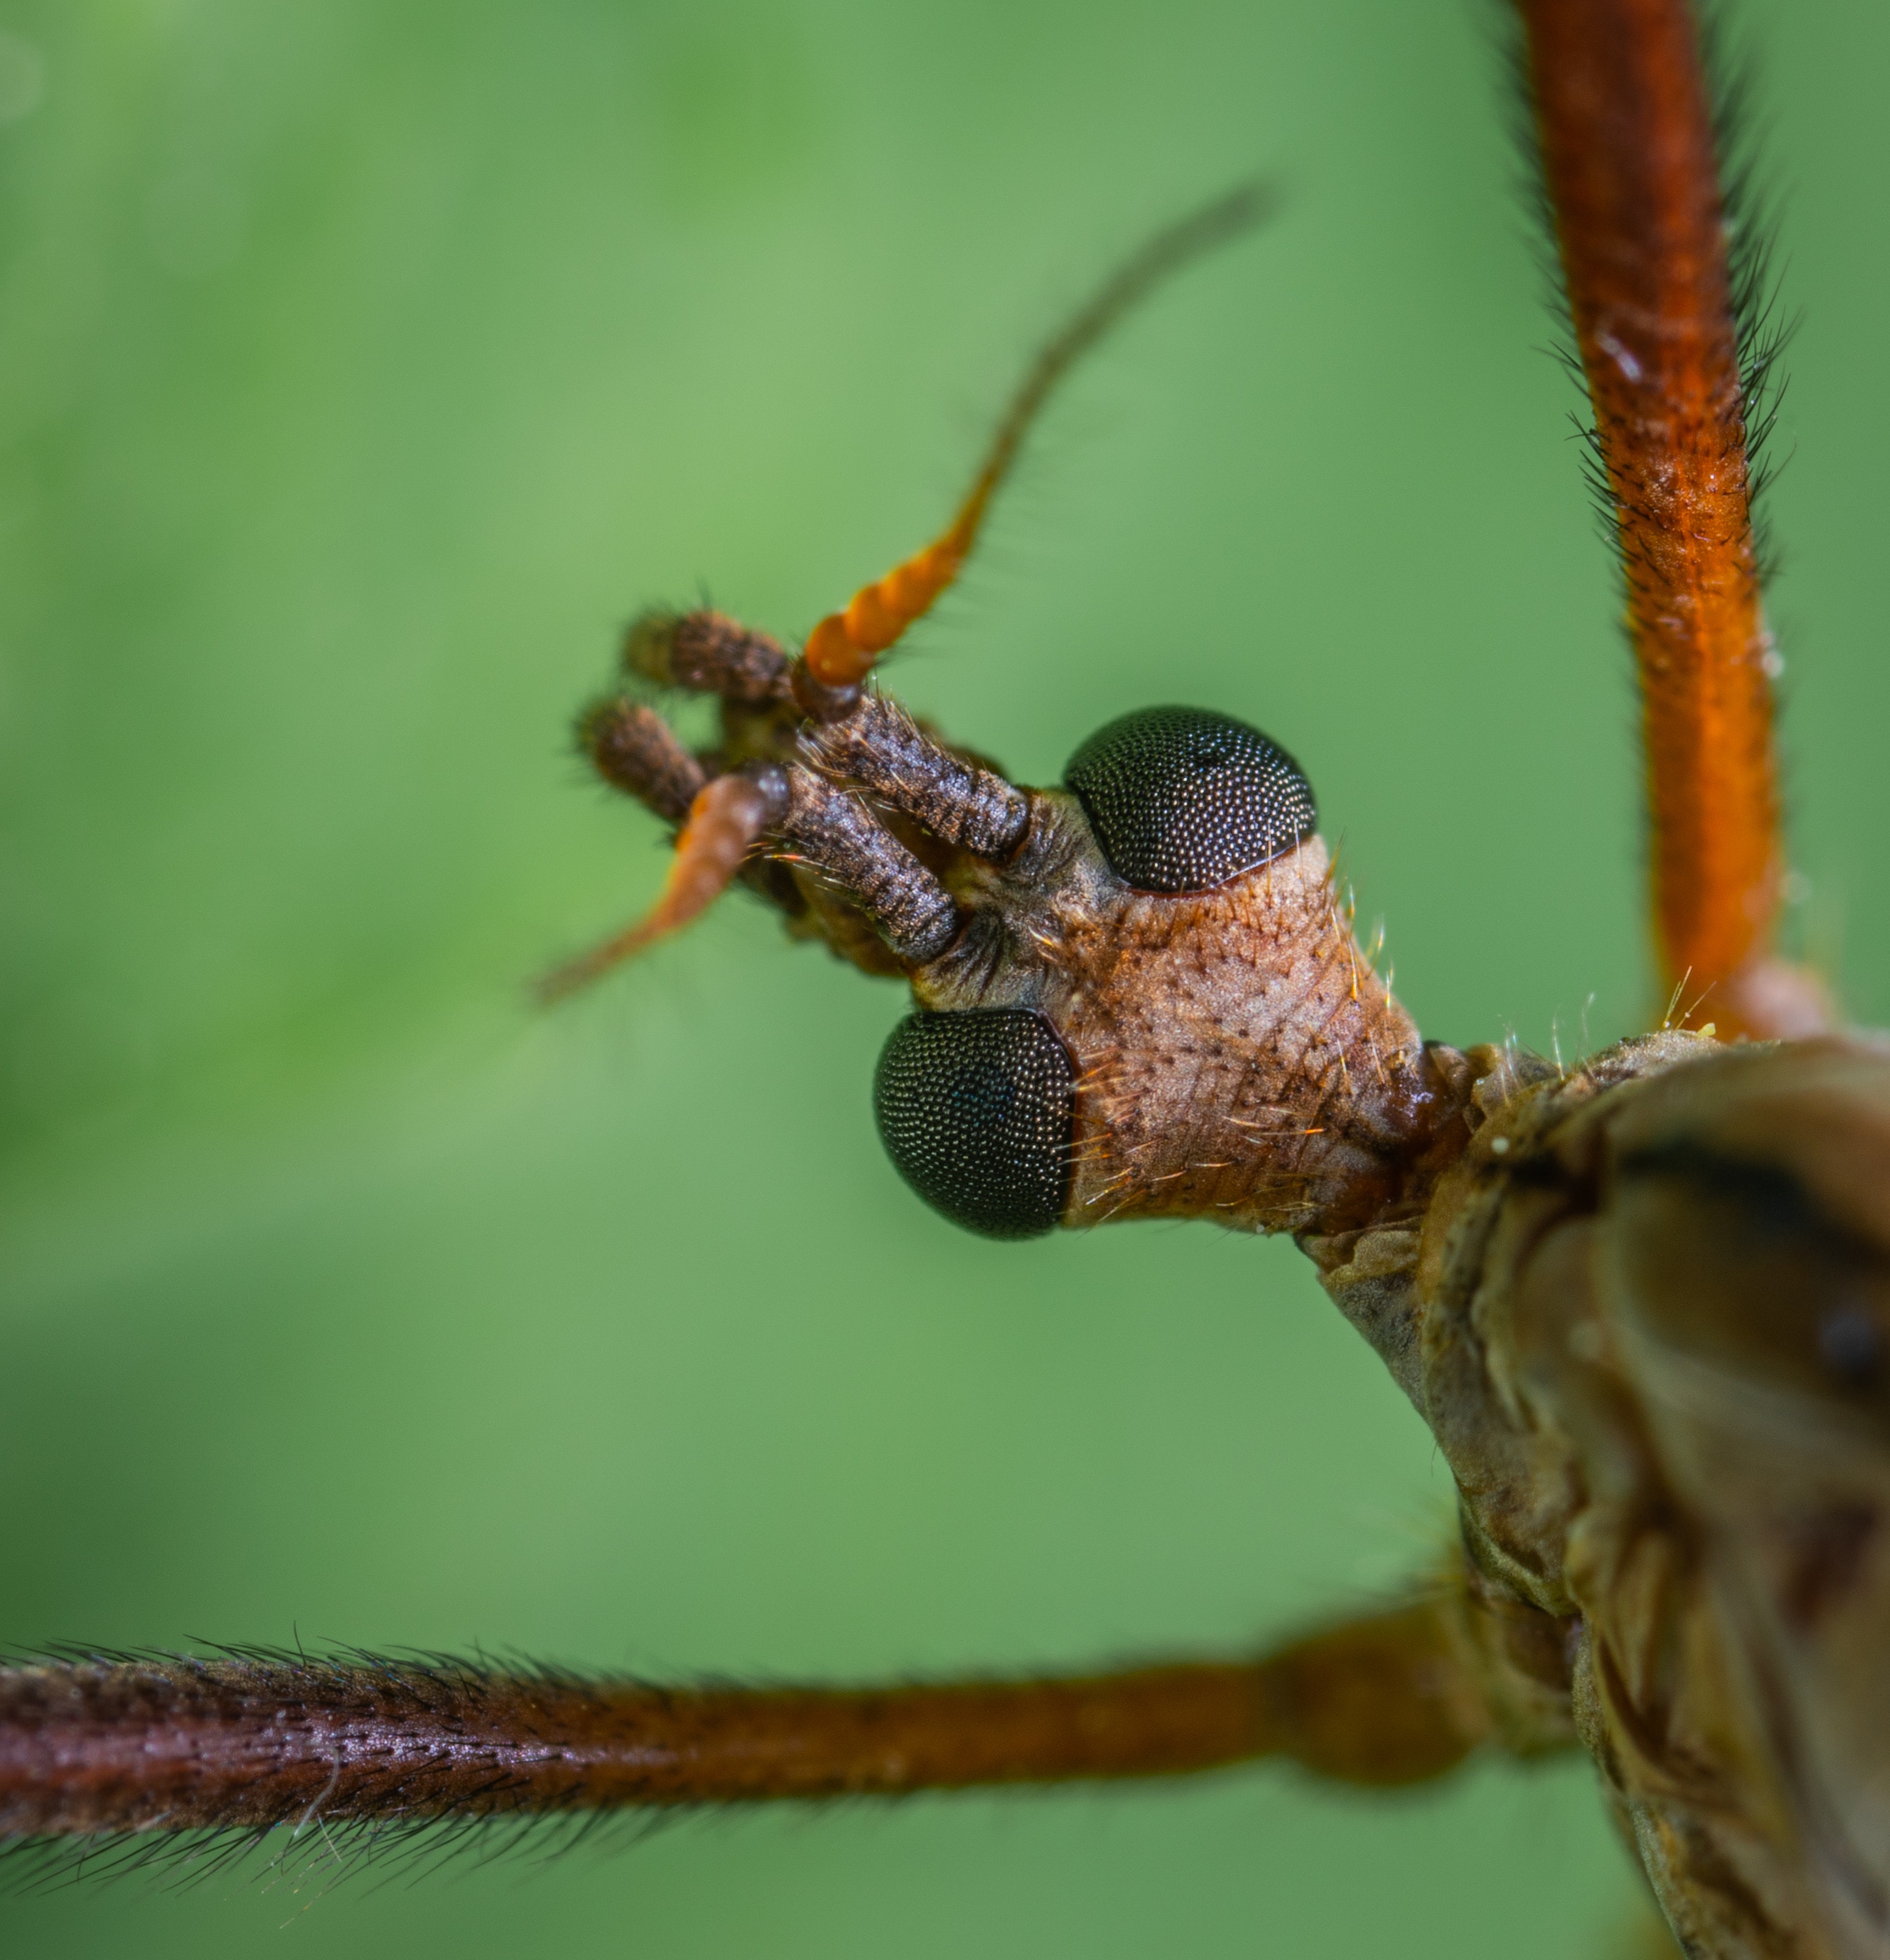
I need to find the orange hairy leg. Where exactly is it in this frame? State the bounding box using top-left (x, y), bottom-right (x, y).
top-left (1514, 0), bottom-right (1827, 1040)
top-left (0, 1598), bottom-right (1515, 1840)
top-left (801, 179), bottom-right (1278, 688)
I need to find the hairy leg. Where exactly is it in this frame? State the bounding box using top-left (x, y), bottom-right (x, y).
top-left (1513, 0), bottom-right (1827, 1039)
top-left (1, 1591), bottom-right (1546, 1842)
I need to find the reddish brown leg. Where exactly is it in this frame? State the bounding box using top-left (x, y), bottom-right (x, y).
top-left (0, 1594), bottom-right (1531, 1845)
top-left (1513, 0), bottom-right (1829, 1040)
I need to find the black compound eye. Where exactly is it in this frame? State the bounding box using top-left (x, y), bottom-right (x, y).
top-left (873, 1011), bottom-right (1073, 1240)
top-left (1064, 705), bottom-right (1316, 893)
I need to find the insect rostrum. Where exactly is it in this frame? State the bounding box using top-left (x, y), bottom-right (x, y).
top-left (5, 2), bottom-right (1886, 1957)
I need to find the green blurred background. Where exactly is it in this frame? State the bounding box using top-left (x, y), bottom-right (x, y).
top-left (2, 1), bottom-right (1885, 1953)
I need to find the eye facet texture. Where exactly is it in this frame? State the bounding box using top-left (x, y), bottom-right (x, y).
top-left (874, 1011), bottom-right (1073, 1239)
top-left (1064, 705), bottom-right (1316, 893)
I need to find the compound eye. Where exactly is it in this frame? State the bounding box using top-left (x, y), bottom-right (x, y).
top-left (1064, 705), bottom-right (1316, 893)
top-left (874, 1011), bottom-right (1073, 1240)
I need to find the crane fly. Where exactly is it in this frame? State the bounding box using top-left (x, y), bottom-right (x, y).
top-left (3, 1), bottom-right (1885, 1954)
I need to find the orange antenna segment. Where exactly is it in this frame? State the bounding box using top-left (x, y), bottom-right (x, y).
top-left (538, 771), bottom-right (781, 1001)
top-left (1516, 0), bottom-right (1825, 1040)
top-left (801, 180), bottom-right (1280, 690)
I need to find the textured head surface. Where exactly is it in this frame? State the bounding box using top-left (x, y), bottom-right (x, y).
top-left (908, 793), bottom-right (1446, 1237)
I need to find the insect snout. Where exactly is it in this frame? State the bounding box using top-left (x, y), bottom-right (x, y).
top-left (876, 703), bottom-right (1318, 1239)
top-left (872, 705), bottom-right (1446, 1243)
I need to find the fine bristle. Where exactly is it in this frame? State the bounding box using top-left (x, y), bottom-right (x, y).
top-left (1699, 2), bottom-right (1797, 582)
top-left (0, 1638), bottom-right (1293, 1892)
top-left (0, 1644), bottom-right (685, 1893)
top-left (1498, 0), bottom-right (1793, 573)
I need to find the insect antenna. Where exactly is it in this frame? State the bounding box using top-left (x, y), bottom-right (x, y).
top-left (535, 769), bottom-right (788, 998)
top-left (801, 178), bottom-right (1281, 689)
top-left (541, 182), bottom-right (1282, 991)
